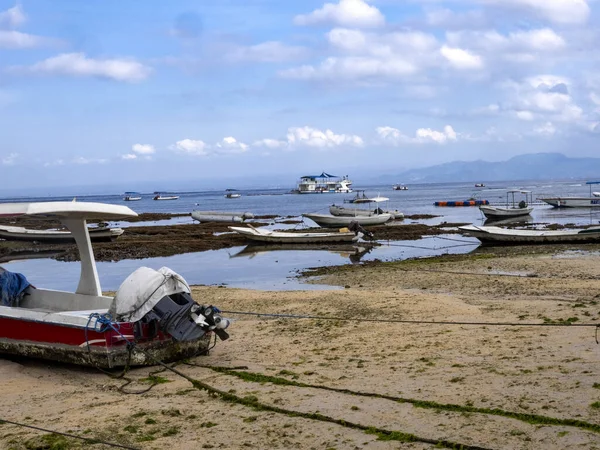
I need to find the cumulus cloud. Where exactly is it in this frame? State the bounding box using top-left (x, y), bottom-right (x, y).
top-left (224, 41), bottom-right (309, 63)
top-left (294, 0), bottom-right (384, 28)
top-left (121, 154), bottom-right (137, 160)
top-left (377, 125), bottom-right (459, 145)
top-left (440, 45), bottom-right (483, 70)
top-left (131, 143), bottom-right (155, 155)
top-left (0, 4), bottom-right (26, 29)
top-left (215, 137), bottom-right (249, 153)
top-left (253, 138), bottom-right (287, 149)
top-left (286, 126), bottom-right (363, 148)
top-left (18, 53), bottom-right (151, 82)
top-left (169, 139), bottom-right (209, 156)
top-left (73, 156), bottom-right (108, 164)
top-left (533, 122), bottom-right (556, 136)
top-left (0, 4), bottom-right (58, 49)
top-left (280, 29), bottom-right (438, 82)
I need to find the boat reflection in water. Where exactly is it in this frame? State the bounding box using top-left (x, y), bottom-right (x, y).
top-left (483, 214), bottom-right (533, 227)
top-left (229, 244), bottom-right (375, 264)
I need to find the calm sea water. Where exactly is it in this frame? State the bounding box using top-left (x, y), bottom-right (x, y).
top-left (1, 179), bottom-right (599, 291)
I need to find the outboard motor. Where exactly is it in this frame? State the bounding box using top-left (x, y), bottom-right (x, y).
top-left (140, 292), bottom-right (230, 342)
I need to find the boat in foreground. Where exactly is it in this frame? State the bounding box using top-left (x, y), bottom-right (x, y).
top-left (459, 224), bottom-right (600, 245)
top-left (479, 190), bottom-right (534, 219)
top-left (303, 212), bottom-right (391, 228)
top-left (0, 201), bottom-right (230, 368)
top-left (0, 224), bottom-right (124, 243)
top-left (229, 225), bottom-right (360, 244)
top-left (540, 181), bottom-right (600, 207)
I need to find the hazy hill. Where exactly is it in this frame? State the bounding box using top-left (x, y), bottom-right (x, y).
top-left (393, 153), bottom-right (600, 183)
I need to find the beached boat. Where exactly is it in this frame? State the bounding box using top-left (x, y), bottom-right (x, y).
top-left (459, 224), bottom-right (600, 245)
top-left (123, 192), bottom-right (142, 201)
top-left (293, 172), bottom-right (352, 194)
top-left (330, 194), bottom-right (404, 220)
top-left (479, 190), bottom-right (534, 219)
top-left (303, 212), bottom-right (391, 228)
top-left (229, 225), bottom-right (360, 244)
top-left (0, 224), bottom-right (124, 243)
top-left (192, 210), bottom-right (254, 223)
top-left (0, 201), bottom-right (230, 368)
top-left (540, 181), bottom-right (600, 207)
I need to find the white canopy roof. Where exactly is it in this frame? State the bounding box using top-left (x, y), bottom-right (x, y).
top-left (0, 201), bottom-right (137, 220)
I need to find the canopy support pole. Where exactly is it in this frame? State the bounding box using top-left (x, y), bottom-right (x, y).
top-left (61, 218), bottom-right (101, 296)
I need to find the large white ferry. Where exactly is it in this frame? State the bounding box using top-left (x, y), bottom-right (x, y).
top-left (294, 172), bottom-right (353, 194)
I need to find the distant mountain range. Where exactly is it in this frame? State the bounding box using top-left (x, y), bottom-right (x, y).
top-left (391, 153), bottom-right (600, 183)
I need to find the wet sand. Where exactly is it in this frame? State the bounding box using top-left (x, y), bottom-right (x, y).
top-left (1, 246), bottom-right (600, 449)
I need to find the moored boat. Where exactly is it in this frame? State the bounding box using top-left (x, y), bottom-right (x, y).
top-left (392, 184), bottom-right (408, 190)
top-left (435, 200), bottom-right (489, 207)
top-left (330, 194), bottom-right (404, 220)
top-left (303, 212), bottom-right (391, 228)
top-left (459, 224), bottom-right (600, 245)
top-left (0, 224), bottom-right (124, 243)
top-left (540, 181), bottom-right (600, 207)
top-left (0, 201), bottom-right (230, 368)
top-left (153, 192), bottom-right (179, 200)
top-left (123, 192), bottom-right (142, 201)
top-left (479, 190), bottom-right (533, 219)
top-left (229, 225), bottom-right (360, 244)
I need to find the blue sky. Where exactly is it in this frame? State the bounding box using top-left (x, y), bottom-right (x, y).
top-left (1, 0), bottom-right (599, 190)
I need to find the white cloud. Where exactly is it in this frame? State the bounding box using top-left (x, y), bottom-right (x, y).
top-left (484, 0), bottom-right (590, 25)
top-left (533, 122), bottom-right (556, 136)
top-left (294, 0), bottom-right (384, 28)
top-left (215, 136), bottom-right (249, 154)
top-left (121, 154), bottom-right (137, 160)
top-left (73, 156), bottom-right (108, 165)
top-left (1, 152), bottom-right (18, 165)
top-left (286, 126), bottom-right (363, 148)
top-left (253, 138), bottom-right (287, 149)
top-left (440, 45), bottom-right (483, 70)
top-left (43, 159), bottom-right (65, 167)
top-left (169, 139), bottom-right (209, 156)
top-left (20, 53), bottom-right (151, 82)
top-left (0, 4), bottom-right (26, 29)
top-left (131, 143), bottom-right (155, 155)
top-left (425, 8), bottom-right (487, 29)
top-left (0, 30), bottom-right (56, 49)
top-left (224, 41), bottom-right (308, 63)
top-left (377, 125), bottom-right (459, 145)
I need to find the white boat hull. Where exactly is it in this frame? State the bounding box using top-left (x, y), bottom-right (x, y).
top-left (192, 211), bottom-right (254, 223)
top-left (459, 225), bottom-right (600, 245)
top-left (329, 205), bottom-right (404, 220)
top-left (303, 213), bottom-right (391, 228)
top-left (0, 225), bottom-right (124, 243)
top-left (479, 205), bottom-right (534, 219)
top-left (541, 197), bottom-right (600, 207)
top-left (229, 226), bottom-right (358, 243)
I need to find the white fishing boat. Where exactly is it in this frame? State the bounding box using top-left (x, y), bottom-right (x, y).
top-left (303, 212), bottom-right (392, 228)
top-left (192, 210), bottom-right (254, 223)
top-left (153, 192), bottom-right (179, 201)
top-left (293, 172), bottom-right (352, 194)
top-left (229, 225), bottom-right (360, 244)
top-left (459, 224), bottom-right (600, 245)
top-left (123, 192), bottom-right (142, 201)
top-left (0, 201), bottom-right (230, 368)
top-left (0, 224), bottom-right (124, 243)
top-left (479, 190), bottom-right (534, 219)
top-left (225, 193), bottom-right (241, 199)
top-left (540, 181), bottom-right (600, 207)
top-left (331, 194), bottom-right (404, 220)
top-left (392, 184), bottom-right (408, 190)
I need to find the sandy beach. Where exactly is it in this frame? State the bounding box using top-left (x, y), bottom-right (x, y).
top-left (1, 245), bottom-right (600, 449)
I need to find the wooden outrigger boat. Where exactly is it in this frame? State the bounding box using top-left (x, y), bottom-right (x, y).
top-left (229, 225), bottom-right (360, 244)
top-left (459, 224), bottom-right (600, 246)
top-left (303, 212), bottom-right (392, 228)
top-left (0, 201), bottom-right (230, 368)
top-left (0, 224), bottom-right (123, 243)
top-left (192, 210), bottom-right (254, 223)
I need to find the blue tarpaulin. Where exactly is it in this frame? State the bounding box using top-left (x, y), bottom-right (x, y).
top-left (0, 269), bottom-right (31, 307)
